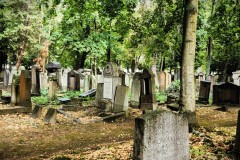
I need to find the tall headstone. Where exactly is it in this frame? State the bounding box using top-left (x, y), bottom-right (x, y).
top-left (40, 72), bottom-right (48, 90)
top-left (151, 64), bottom-right (159, 89)
top-left (94, 83), bottom-right (104, 107)
top-left (57, 69), bottom-right (63, 88)
top-left (113, 85), bottom-right (129, 112)
top-left (158, 71), bottom-right (166, 91)
top-left (3, 69), bottom-right (10, 87)
top-left (67, 70), bottom-right (80, 91)
top-left (9, 66), bottom-right (18, 86)
top-left (103, 62), bottom-right (121, 102)
top-left (133, 110), bottom-right (189, 160)
top-left (198, 80), bottom-right (211, 103)
top-left (48, 77), bottom-right (58, 101)
top-left (61, 69), bottom-right (69, 91)
top-left (83, 74), bottom-right (91, 92)
top-left (130, 72), bottom-right (141, 107)
top-left (139, 69), bottom-right (157, 110)
top-left (11, 74), bottom-right (20, 106)
top-left (19, 70), bottom-right (32, 107)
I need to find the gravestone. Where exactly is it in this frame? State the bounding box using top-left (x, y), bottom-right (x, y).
top-left (79, 88), bottom-right (96, 98)
top-left (158, 72), bottom-right (166, 91)
top-left (48, 77), bottom-right (58, 101)
top-left (11, 74), bottom-right (20, 106)
top-left (57, 69), bottom-right (63, 88)
top-left (44, 108), bottom-right (57, 124)
top-left (213, 82), bottom-right (239, 104)
top-left (232, 70), bottom-right (240, 86)
top-left (103, 62), bottom-right (121, 102)
top-left (3, 69), bottom-right (10, 87)
top-left (9, 66), bottom-right (18, 86)
top-left (32, 105), bottom-right (43, 119)
top-left (91, 75), bottom-right (97, 89)
top-left (113, 85), bottom-right (129, 112)
top-left (235, 110), bottom-right (240, 152)
top-left (130, 72), bottom-right (141, 107)
top-left (31, 65), bottom-right (40, 95)
top-left (94, 83), bottom-right (104, 107)
top-left (61, 69), bottom-right (69, 91)
top-left (133, 110), bottom-right (189, 160)
top-left (97, 74), bottom-right (104, 83)
top-left (39, 72), bottom-right (48, 90)
top-left (139, 69), bottom-right (157, 110)
top-left (19, 70), bottom-right (32, 107)
top-left (198, 80), bottom-right (211, 103)
top-left (67, 70), bottom-right (80, 91)
top-left (83, 74), bottom-right (91, 92)
top-left (151, 64), bottom-right (159, 90)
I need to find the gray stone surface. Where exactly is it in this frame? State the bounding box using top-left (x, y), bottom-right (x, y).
top-left (133, 110), bottom-right (189, 160)
top-left (32, 105), bottom-right (43, 119)
top-left (130, 72), bottom-right (141, 105)
top-left (113, 85), bottom-right (129, 112)
top-left (94, 83), bottom-right (104, 106)
top-left (3, 69), bottom-right (10, 87)
top-left (44, 108), bottom-right (57, 124)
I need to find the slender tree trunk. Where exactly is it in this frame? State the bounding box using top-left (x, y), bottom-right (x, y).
top-left (206, 37), bottom-right (212, 79)
top-left (107, 46), bottom-right (111, 62)
top-left (180, 0), bottom-right (198, 112)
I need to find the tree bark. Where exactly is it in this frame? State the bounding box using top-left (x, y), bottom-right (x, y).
top-left (206, 37), bottom-right (212, 79)
top-left (180, 0), bottom-right (198, 112)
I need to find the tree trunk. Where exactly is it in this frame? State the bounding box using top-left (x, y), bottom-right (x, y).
top-left (16, 42), bottom-right (27, 70)
top-left (206, 37), bottom-right (212, 79)
top-left (107, 46), bottom-right (111, 62)
top-left (131, 59), bottom-right (136, 73)
top-left (180, 0), bottom-right (198, 112)
top-left (74, 52), bottom-right (88, 70)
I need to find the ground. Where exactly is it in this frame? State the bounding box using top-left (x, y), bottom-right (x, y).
top-left (0, 103), bottom-right (239, 160)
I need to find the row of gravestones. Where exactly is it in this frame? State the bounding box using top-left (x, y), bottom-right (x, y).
top-left (94, 62), bottom-right (159, 113)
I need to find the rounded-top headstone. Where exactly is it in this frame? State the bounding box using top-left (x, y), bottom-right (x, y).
top-left (103, 62), bottom-right (119, 77)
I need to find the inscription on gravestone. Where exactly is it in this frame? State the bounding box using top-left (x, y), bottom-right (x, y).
top-left (103, 78), bottom-right (113, 99)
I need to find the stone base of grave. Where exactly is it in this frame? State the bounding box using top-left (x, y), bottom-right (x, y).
top-left (129, 100), bottom-right (139, 108)
top-left (140, 102), bottom-right (157, 111)
top-left (0, 106), bottom-right (32, 115)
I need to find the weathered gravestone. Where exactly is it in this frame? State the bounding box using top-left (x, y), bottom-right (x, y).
top-left (113, 85), bottom-right (129, 112)
top-left (94, 83), bottom-right (104, 107)
top-left (56, 69), bottom-right (63, 88)
top-left (133, 110), bottom-right (189, 160)
top-left (61, 69), bottom-right (69, 91)
top-left (39, 72), bottom-right (48, 90)
top-left (11, 74), bottom-right (20, 106)
top-left (67, 70), bottom-right (80, 91)
top-left (235, 110), bottom-right (240, 153)
top-left (44, 108), bottom-right (57, 124)
top-left (3, 69), bottom-right (10, 87)
top-left (232, 70), bottom-right (240, 86)
top-left (130, 72), bottom-right (141, 107)
top-left (19, 70), bottom-right (32, 108)
top-left (32, 105), bottom-right (43, 119)
top-left (198, 80), bottom-right (211, 103)
top-left (151, 64), bottom-right (159, 89)
top-left (48, 76), bottom-right (58, 101)
top-left (158, 71), bottom-right (166, 91)
top-left (103, 62), bottom-right (121, 102)
top-left (139, 69), bottom-right (157, 110)
top-left (8, 66), bottom-right (18, 86)
top-left (31, 65), bottom-right (40, 96)
top-left (83, 73), bottom-right (92, 92)
top-left (213, 82), bottom-right (239, 104)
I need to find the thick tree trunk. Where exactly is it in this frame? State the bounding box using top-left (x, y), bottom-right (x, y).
top-left (180, 0), bottom-right (198, 112)
top-left (74, 52), bottom-right (88, 70)
top-left (131, 59), bottom-right (136, 73)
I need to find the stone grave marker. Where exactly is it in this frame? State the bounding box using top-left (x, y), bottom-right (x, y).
top-left (151, 64), bottom-right (159, 89)
top-left (19, 70), bottom-right (32, 107)
top-left (79, 88), bottom-right (96, 98)
top-left (235, 110), bottom-right (240, 152)
top-left (198, 80), bottom-right (211, 103)
top-left (11, 74), bottom-right (20, 106)
top-left (40, 72), bottom-right (48, 90)
top-left (94, 83), bottom-right (104, 107)
top-left (97, 74), bottom-right (104, 83)
top-left (158, 71), bottom-right (166, 91)
top-left (67, 70), bottom-right (80, 91)
top-left (103, 62), bottom-right (121, 102)
top-left (133, 110), bottom-right (189, 160)
top-left (9, 66), bottom-right (18, 86)
top-left (3, 69), bottom-right (10, 87)
top-left (113, 85), bottom-right (129, 112)
top-left (61, 69), bottom-right (69, 91)
top-left (232, 70), bottom-right (240, 86)
top-left (57, 69), bottom-right (63, 88)
top-left (213, 82), bottom-right (239, 104)
top-left (83, 73), bottom-right (91, 92)
top-left (44, 108), bottom-right (57, 124)
top-left (139, 69), bottom-right (157, 110)
top-left (130, 72), bottom-right (141, 107)
top-left (48, 76), bottom-right (58, 101)
top-left (32, 105), bottom-right (43, 119)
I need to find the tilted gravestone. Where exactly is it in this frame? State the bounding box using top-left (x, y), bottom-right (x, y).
top-left (113, 85), bottom-right (129, 112)
top-left (44, 108), bottom-right (57, 124)
top-left (139, 69), bottom-right (157, 110)
top-left (130, 72), bottom-right (141, 107)
top-left (32, 105), bottom-right (43, 119)
top-left (94, 83), bottom-right (104, 107)
top-left (19, 70), bottom-right (32, 108)
top-left (133, 110), bottom-right (189, 160)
